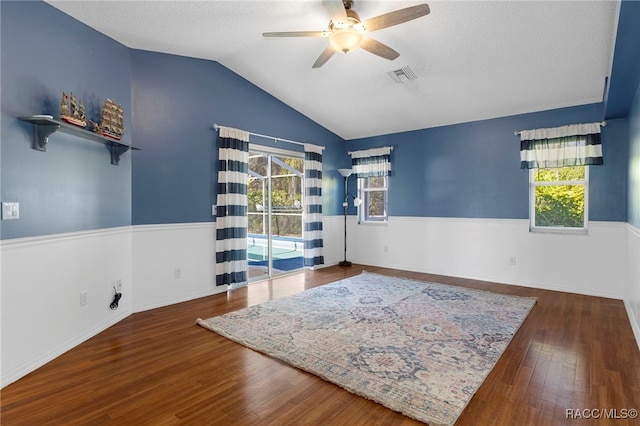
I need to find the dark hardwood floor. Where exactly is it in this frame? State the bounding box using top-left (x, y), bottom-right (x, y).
top-left (2, 265), bottom-right (639, 425)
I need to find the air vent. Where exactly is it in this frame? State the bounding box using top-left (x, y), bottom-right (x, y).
top-left (387, 66), bottom-right (418, 83)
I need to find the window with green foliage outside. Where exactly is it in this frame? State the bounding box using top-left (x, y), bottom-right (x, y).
top-left (530, 166), bottom-right (588, 230)
top-left (359, 176), bottom-right (388, 222)
top-left (247, 154), bottom-right (303, 237)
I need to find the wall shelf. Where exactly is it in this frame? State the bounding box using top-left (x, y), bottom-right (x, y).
top-left (18, 115), bottom-right (140, 165)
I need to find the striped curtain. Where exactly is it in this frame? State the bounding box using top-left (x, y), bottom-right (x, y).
top-left (303, 144), bottom-right (324, 267)
top-left (519, 122), bottom-right (603, 169)
top-left (350, 146), bottom-right (393, 177)
top-left (216, 126), bottom-right (249, 287)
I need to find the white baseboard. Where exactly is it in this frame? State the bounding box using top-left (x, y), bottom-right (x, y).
top-left (133, 288), bottom-right (227, 313)
top-left (625, 223), bottom-right (640, 350)
top-left (624, 299), bottom-right (640, 352)
top-left (1, 309), bottom-right (130, 388)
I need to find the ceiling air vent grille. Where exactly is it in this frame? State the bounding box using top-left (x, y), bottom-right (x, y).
top-left (388, 66), bottom-right (417, 83)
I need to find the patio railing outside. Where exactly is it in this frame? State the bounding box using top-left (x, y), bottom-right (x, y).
top-left (248, 207), bottom-right (303, 238)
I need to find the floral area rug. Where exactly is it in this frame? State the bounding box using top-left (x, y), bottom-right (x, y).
top-left (197, 272), bottom-right (536, 425)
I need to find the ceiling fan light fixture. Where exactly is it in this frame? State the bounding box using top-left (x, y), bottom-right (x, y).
top-left (263, 1), bottom-right (431, 67)
top-left (329, 28), bottom-right (363, 53)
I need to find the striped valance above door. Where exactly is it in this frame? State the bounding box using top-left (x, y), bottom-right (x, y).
top-left (519, 122), bottom-right (604, 169)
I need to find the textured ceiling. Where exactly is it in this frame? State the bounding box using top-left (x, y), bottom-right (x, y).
top-left (45, 0), bottom-right (620, 140)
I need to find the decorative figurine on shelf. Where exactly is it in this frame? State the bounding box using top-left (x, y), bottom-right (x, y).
top-left (92, 98), bottom-right (125, 141)
top-left (60, 92), bottom-right (69, 117)
top-left (59, 92), bottom-right (87, 128)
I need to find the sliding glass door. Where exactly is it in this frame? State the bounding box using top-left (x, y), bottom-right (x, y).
top-left (247, 149), bottom-right (304, 280)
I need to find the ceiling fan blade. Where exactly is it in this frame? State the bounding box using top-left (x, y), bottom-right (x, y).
top-left (362, 4), bottom-right (430, 32)
top-left (322, 0), bottom-right (347, 24)
top-left (263, 30), bottom-right (328, 38)
top-left (312, 45), bottom-right (336, 68)
top-left (360, 36), bottom-right (400, 61)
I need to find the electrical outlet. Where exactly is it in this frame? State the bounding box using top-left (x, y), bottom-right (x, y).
top-left (175, 267), bottom-right (182, 279)
top-left (116, 279), bottom-right (122, 291)
top-left (212, 205), bottom-right (217, 216)
top-left (509, 256), bottom-right (517, 266)
top-left (80, 291), bottom-right (88, 306)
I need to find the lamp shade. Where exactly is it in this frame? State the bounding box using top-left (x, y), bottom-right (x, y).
top-left (329, 28), bottom-right (363, 53)
top-left (337, 168), bottom-right (353, 178)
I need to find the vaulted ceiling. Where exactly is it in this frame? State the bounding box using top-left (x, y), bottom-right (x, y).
top-left (45, 1), bottom-right (620, 140)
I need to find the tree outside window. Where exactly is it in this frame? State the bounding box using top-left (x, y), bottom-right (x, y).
top-left (530, 165), bottom-right (588, 231)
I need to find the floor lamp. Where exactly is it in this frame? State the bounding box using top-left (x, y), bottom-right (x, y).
top-left (338, 168), bottom-right (354, 267)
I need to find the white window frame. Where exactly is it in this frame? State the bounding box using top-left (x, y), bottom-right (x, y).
top-left (358, 175), bottom-right (388, 224)
top-left (529, 166), bottom-right (589, 234)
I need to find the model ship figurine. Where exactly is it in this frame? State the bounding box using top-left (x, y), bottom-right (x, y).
top-left (59, 92), bottom-right (87, 127)
top-left (93, 98), bottom-right (125, 141)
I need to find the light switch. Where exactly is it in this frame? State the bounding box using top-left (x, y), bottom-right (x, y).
top-left (2, 202), bottom-right (19, 220)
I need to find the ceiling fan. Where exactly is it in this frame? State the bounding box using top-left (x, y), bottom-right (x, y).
top-left (262, 0), bottom-right (430, 68)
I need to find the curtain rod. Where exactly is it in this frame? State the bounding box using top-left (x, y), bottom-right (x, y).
top-left (213, 124), bottom-right (325, 150)
top-left (514, 121), bottom-right (606, 136)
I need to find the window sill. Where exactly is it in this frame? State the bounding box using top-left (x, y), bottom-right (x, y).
top-left (358, 220), bottom-right (389, 226)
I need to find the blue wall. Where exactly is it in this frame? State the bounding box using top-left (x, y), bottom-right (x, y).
top-left (345, 103), bottom-right (628, 221)
top-left (130, 50), bottom-right (345, 224)
top-left (0, 2), bottom-right (345, 241)
top-left (628, 84), bottom-right (640, 228)
top-left (605, 1), bottom-right (640, 120)
top-left (2, 1), bottom-right (636, 239)
top-left (1, 1), bottom-right (132, 239)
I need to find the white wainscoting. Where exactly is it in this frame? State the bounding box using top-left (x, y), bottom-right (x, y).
top-left (348, 217), bottom-right (627, 300)
top-left (319, 215), bottom-right (345, 267)
top-left (132, 223), bottom-right (222, 312)
top-left (2, 217), bottom-right (632, 387)
top-left (1, 227), bottom-right (133, 387)
top-left (625, 224), bottom-right (640, 349)
top-left (131, 217), bottom-right (346, 311)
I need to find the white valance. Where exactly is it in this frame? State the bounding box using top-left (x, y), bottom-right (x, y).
top-left (519, 122), bottom-right (603, 169)
top-left (348, 146), bottom-right (393, 178)
top-left (349, 146), bottom-right (393, 159)
top-left (519, 122), bottom-right (602, 141)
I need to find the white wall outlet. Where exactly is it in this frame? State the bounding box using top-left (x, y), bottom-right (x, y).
top-left (2, 202), bottom-right (19, 220)
top-left (116, 279), bottom-right (122, 291)
top-left (175, 267), bottom-right (182, 279)
top-left (212, 205), bottom-right (217, 216)
top-left (80, 291), bottom-right (88, 306)
top-left (509, 256), bottom-right (517, 266)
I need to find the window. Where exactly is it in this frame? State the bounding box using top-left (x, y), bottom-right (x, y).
top-left (529, 165), bottom-right (588, 232)
top-left (358, 175), bottom-right (388, 223)
top-left (518, 121), bottom-right (602, 234)
top-left (348, 145), bottom-right (393, 223)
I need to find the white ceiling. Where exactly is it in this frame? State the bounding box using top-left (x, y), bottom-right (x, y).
top-left (45, 0), bottom-right (620, 140)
